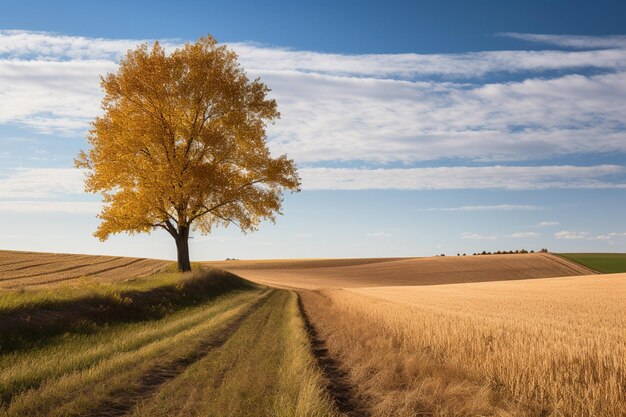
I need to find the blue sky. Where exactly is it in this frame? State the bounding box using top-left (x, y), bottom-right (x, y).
top-left (0, 0), bottom-right (625, 260)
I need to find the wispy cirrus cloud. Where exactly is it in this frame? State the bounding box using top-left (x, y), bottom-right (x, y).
top-left (555, 230), bottom-right (626, 241)
top-left (593, 232), bottom-right (626, 241)
top-left (3, 165), bottom-right (623, 205)
top-left (365, 232), bottom-right (392, 237)
top-left (0, 200), bottom-right (101, 213)
top-left (0, 29), bottom-right (180, 60)
top-left (461, 231), bottom-right (539, 240)
top-left (0, 167), bottom-right (99, 213)
top-left (300, 165), bottom-right (626, 190)
top-left (461, 232), bottom-right (497, 240)
top-left (234, 44), bottom-right (626, 78)
top-left (499, 32), bottom-right (626, 49)
top-left (0, 168), bottom-right (86, 198)
top-left (509, 232), bottom-right (540, 238)
top-left (418, 204), bottom-right (542, 211)
top-left (3, 30), bottom-right (626, 77)
top-left (460, 231), bottom-right (540, 241)
top-left (536, 221), bottom-right (560, 226)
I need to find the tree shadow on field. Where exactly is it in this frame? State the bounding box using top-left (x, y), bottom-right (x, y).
top-left (0, 269), bottom-right (256, 354)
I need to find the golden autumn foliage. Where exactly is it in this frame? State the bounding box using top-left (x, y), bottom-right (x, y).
top-left (76, 36), bottom-right (300, 271)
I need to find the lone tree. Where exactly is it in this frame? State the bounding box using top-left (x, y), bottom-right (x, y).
top-left (76, 36), bottom-right (300, 271)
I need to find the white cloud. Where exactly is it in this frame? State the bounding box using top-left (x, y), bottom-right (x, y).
top-left (3, 30), bottom-right (626, 78)
top-left (1, 31), bottom-right (626, 195)
top-left (509, 232), bottom-right (540, 238)
top-left (537, 221), bottom-right (559, 226)
top-left (0, 200), bottom-right (101, 213)
top-left (0, 168), bottom-right (85, 198)
top-left (0, 30), bottom-right (180, 61)
top-left (461, 232), bottom-right (497, 240)
top-left (499, 32), bottom-right (626, 49)
top-left (0, 59), bottom-right (114, 133)
top-left (263, 70), bottom-right (626, 163)
top-left (593, 232), bottom-right (626, 241)
top-left (1, 164), bottom-right (624, 195)
top-left (555, 230), bottom-right (626, 241)
top-left (555, 230), bottom-right (591, 240)
top-left (1, 30), bottom-right (626, 166)
top-left (300, 165), bottom-right (626, 190)
top-left (233, 43), bottom-right (626, 78)
top-left (419, 204), bottom-right (542, 211)
top-left (365, 232), bottom-right (392, 237)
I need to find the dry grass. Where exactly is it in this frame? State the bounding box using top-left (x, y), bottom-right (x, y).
top-left (300, 274), bottom-right (626, 416)
top-left (0, 268), bottom-right (338, 417)
top-left (0, 267), bottom-right (256, 353)
top-left (220, 253), bottom-right (594, 289)
top-left (127, 290), bottom-right (338, 417)
top-left (0, 250), bottom-right (169, 288)
top-left (0, 289), bottom-right (268, 416)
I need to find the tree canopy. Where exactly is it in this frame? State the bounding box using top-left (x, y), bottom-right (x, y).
top-left (76, 36), bottom-right (300, 271)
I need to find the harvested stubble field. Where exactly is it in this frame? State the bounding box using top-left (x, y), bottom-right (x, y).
top-left (0, 250), bottom-right (169, 288)
top-left (210, 253), bottom-right (595, 288)
top-left (224, 254), bottom-right (626, 417)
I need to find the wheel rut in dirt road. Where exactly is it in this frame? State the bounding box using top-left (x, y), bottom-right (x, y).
top-left (86, 292), bottom-right (272, 417)
top-left (297, 293), bottom-right (370, 417)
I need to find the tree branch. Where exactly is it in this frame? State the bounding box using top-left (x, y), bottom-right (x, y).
top-left (213, 213), bottom-right (242, 230)
top-left (187, 178), bottom-right (268, 223)
top-left (164, 219), bottom-right (178, 238)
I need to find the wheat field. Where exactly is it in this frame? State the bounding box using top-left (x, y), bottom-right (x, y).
top-left (299, 274), bottom-right (626, 416)
top-left (222, 254), bottom-right (625, 416)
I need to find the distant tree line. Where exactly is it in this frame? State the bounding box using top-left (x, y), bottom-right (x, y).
top-left (465, 248), bottom-right (549, 256)
top-left (439, 249), bottom-right (550, 257)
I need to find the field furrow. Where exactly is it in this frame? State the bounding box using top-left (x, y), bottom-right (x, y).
top-left (102, 258), bottom-right (167, 277)
top-left (0, 255), bottom-right (96, 275)
top-left (15, 258), bottom-right (147, 287)
top-left (0, 256), bottom-right (123, 281)
top-left (0, 253), bottom-right (81, 270)
top-left (0, 251), bottom-right (170, 288)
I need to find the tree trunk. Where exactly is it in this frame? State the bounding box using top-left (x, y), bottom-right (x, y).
top-left (175, 226), bottom-right (192, 272)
